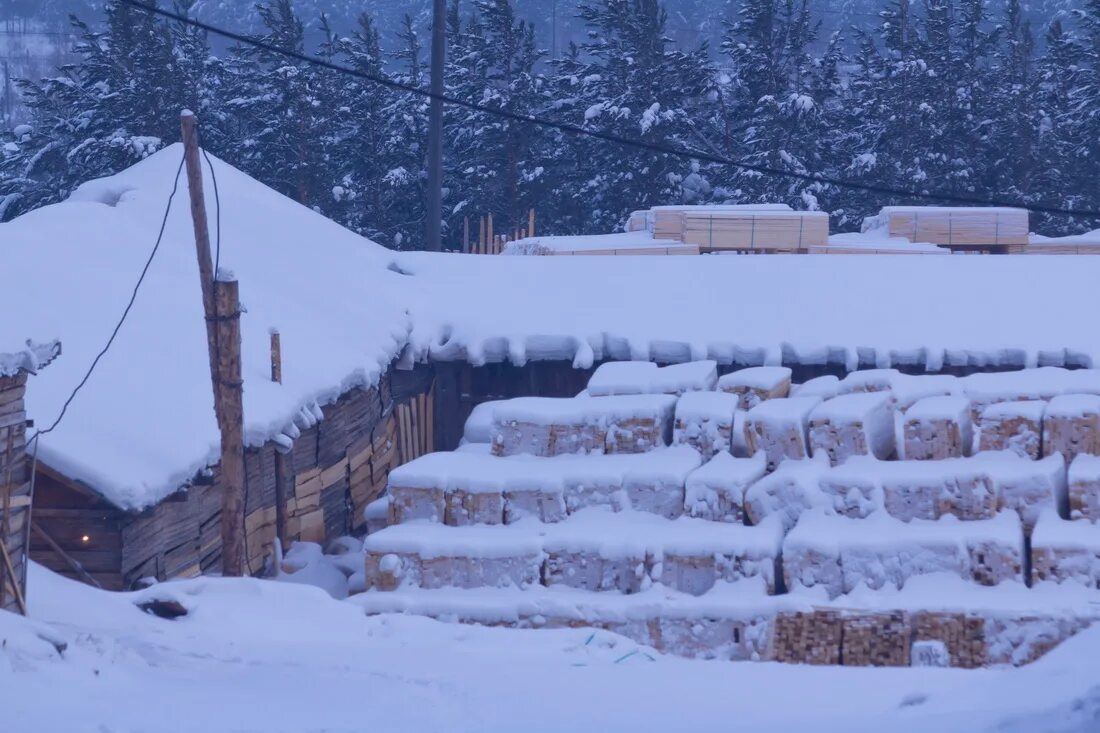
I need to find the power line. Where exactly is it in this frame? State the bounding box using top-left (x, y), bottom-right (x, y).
top-left (119, 0), bottom-right (1100, 221)
top-left (33, 151), bottom-right (185, 441)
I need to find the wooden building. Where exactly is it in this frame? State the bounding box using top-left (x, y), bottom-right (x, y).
top-left (31, 368), bottom-right (436, 591)
top-left (1, 340), bottom-right (60, 614)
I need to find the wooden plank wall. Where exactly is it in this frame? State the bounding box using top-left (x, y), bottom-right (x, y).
top-left (32, 471), bottom-right (125, 590)
top-left (0, 373), bottom-right (30, 612)
top-left (104, 370), bottom-right (432, 588)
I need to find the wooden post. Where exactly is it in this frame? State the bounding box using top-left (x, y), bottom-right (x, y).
top-left (270, 330), bottom-right (282, 384)
top-left (487, 212), bottom-right (494, 250)
top-left (214, 279), bottom-right (246, 577)
top-left (528, 208), bottom-right (535, 238)
top-left (463, 216), bottom-right (470, 253)
top-left (479, 216), bottom-right (486, 251)
top-left (181, 111), bottom-right (247, 578)
top-left (273, 450), bottom-right (291, 554)
top-left (180, 111), bottom-right (222, 418)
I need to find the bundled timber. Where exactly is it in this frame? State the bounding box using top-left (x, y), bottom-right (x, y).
top-left (681, 211), bottom-right (829, 251)
top-left (875, 207), bottom-right (1029, 248)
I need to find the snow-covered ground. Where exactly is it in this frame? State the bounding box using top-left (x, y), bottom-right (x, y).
top-left (1, 563), bottom-right (1097, 733)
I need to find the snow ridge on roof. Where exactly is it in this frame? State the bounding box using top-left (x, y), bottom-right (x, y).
top-left (0, 340), bottom-right (61, 377)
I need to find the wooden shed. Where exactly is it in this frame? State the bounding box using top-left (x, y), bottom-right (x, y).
top-left (1, 340), bottom-right (60, 614)
top-left (29, 367), bottom-right (436, 591)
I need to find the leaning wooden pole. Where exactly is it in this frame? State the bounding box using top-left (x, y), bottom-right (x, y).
top-left (181, 110), bottom-right (246, 577)
top-left (214, 279), bottom-right (246, 576)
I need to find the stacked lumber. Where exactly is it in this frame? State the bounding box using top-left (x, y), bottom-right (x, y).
top-left (718, 367), bottom-right (792, 410)
top-left (1042, 395), bottom-right (1100, 463)
top-left (1068, 454), bottom-right (1100, 521)
top-left (840, 610), bottom-right (911, 667)
top-left (875, 207), bottom-right (1029, 248)
top-left (684, 452), bottom-right (768, 523)
top-left (807, 393), bottom-right (896, 465)
top-left (673, 391), bottom-right (739, 458)
top-left (491, 395), bottom-right (676, 457)
top-left (645, 204), bottom-right (794, 240)
top-left (903, 396), bottom-right (972, 460)
top-left (743, 396), bottom-right (822, 471)
top-left (771, 610), bottom-right (843, 665)
top-left (912, 612), bottom-right (986, 668)
top-left (782, 511), bottom-right (1024, 598)
top-left (978, 401), bottom-right (1046, 459)
top-left (681, 211), bottom-right (829, 251)
top-left (1030, 510), bottom-right (1100, 587)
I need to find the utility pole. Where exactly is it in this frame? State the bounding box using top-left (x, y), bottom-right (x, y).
top-left (181, 110), bottom-right (246, 577)
top-left (426, 0), bottom-right (445, 251)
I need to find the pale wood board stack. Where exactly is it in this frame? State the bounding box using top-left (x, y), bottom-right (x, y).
top-left (880, 207), bottom-right (1029, 248)
top-left (681, 212), bottom-right (829, 251)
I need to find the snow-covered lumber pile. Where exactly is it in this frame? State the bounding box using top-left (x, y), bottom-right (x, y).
top-left (363, 523), bottom-right (544, 591)
top-left (819, 453), bottom-right (1066, 527)
top-left (387, 447), bottom-right (703, 525)
top-left (978, 401), bottom-right (1046, 459)
top-left (1042, 395), bottom-right (1100, 463)
top-left (743, 459), bottom-right (829, 529)
top-left (673, 391), bottom-right (739, 458)
top-left (783, 510), bottom-right (1024, 598)
top-left (681, 211), bottom-right (830, 251)
top-left (684, 452), bottom-right (768, 523)
top-left (1068, 454), bottom-right (1100, 521)
top-left (717, 366), bottom-right (792, 410)
top-left (587, 360), bottom-right (717, 396)
top-left (807, 392), bottom-right (896, 465)
top-left (744, 397), bottom-right (822, 471)
top-left (868, 207), bottom-right (1029, 248)
top-left (644, 204), bottom-right (793, 240)
top-left (365, 509), bottom-right (785, 595)
top-left (903, 396), bottom-right (973, 460)
top-left (1030, 510), bottom-right (1100, 587)
top-left (489, 395), bottom-right (676, 457)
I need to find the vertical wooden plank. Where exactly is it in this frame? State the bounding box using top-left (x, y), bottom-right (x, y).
top-left (270, 330), bottom-right (282, 384)
top-left (529, 208), bottom-right (535, 238)
top-left (463, 216), bottom-right (470, 253)
top-left (426, 385), bottom-right (435, 454)
top-left (487, 212), bottom-right (494, 249)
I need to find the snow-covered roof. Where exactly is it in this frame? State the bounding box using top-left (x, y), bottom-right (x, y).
top-left (397, 250), bottom-right (1100, 371)
top-left (0, 340), bottom-right (61, 378)
top-left (0, 146), bottom-right (410, 509)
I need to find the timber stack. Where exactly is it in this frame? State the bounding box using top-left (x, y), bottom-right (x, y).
top-left (0, 340), bottom-right (60, 614)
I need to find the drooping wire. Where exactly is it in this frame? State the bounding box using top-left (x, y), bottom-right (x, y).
top-left (119, 0), bottom-right (1100, 221)
top-left (35, 152), bottom-right (186, 439)
top-left (23, 150), bottom-right (186, 591)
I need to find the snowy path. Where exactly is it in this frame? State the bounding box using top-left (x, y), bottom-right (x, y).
top-left (0, 565), bottom-right (1097, 733)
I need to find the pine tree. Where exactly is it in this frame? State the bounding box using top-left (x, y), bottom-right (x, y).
top-left (0, 0), bottom-right (209, 221)
top-left (546, 0), bottom-right (713, 232)
top-left (717, 0), bottom-right (846, 214)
